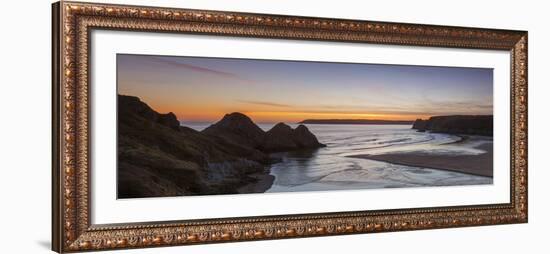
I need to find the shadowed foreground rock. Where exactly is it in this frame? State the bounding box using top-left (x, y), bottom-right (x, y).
top-left (412, 115), bottom-right (493, 136)
top-left (118, 95), bottom-right (325, 198)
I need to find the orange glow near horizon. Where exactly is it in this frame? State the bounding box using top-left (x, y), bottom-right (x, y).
top-left (241, 111), bottom-right (429, 123)
top-left (118, 54), bottom-right (493, 125)
top-left (150, 102), bottom-right (430, 123)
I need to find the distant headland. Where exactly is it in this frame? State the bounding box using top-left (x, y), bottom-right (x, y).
top-left (298, 119), bottom-right (414, 125)
top-left (412, 115), bottom-right (493, 136)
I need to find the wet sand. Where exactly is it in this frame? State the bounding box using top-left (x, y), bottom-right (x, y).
top-left (348, 143), bottom-right (493, 177)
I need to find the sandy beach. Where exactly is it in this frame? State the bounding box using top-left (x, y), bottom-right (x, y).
top-left (348, 141), bottom-right (493, 177)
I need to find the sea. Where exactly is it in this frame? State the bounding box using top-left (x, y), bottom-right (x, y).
top-left (184, 123), bottom-right (493, 193)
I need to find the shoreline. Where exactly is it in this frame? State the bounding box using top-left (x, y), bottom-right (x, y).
top-left (347, 142), bottom-right (493, 177)
top-left (237, 172), bottom-right (275, 194)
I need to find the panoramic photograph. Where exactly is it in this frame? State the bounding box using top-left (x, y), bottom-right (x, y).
top-left (116, 54), bottom-right (494, 199)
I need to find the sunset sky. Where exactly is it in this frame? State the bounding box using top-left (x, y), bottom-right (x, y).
top-left (117, 54), bottom-right (493, 124)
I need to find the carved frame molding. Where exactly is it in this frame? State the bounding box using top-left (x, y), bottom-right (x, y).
top-left (52, 1), bottom-right (528, 252)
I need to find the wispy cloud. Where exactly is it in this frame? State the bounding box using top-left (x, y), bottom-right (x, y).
top-left (149, 56), bottom-right (253, 83)
top-left (237, 100), bottom-right (292, 108)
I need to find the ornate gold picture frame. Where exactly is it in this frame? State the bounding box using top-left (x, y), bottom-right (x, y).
top-left (52, 1), bottom-right (527, 252)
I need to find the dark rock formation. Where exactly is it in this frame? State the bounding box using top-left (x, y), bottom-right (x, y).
top-left (203, 115), bottom-right (326, 153)
top-left (118, 95), bottom-right (272, 198)
top-left (203, 112), bottom-right (266, 148)
top-left (262, 123), bottom-right (298, 152)
top-left (412, 115), bottom-right (493, 136)
top-left (293, 125), bottom-right (325, 148)
top-left (117, 95), bottom-right (325, 198)
top-left (261, 123), bottom-right (326, 152)
top-left (412, 119), bottom-right (428, 130)
top-left (118, 95), bottom-right (181, 130)
top-left (157, 112), bottom-right (180, 130)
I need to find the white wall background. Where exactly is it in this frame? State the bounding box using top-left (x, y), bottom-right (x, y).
top-left (0, 0), bottom-right (547, 253)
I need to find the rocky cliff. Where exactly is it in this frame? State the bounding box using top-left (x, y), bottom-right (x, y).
top-left (261, 123), bottom-right (326, 152)
top-left (203, 114), bottom-right (326, 152)
top-left (412, 115), bottom-right (493, 136)
top-left (202, 112), bottom-right (267, 149)
top-left (118, 95), bottom-right (325, 198)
